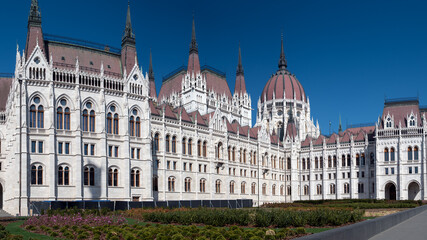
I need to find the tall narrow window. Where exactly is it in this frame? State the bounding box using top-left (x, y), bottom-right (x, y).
top-left (130, 116), bottom-right (135, 136)
top-left (188, 139), bottom-right (192, 155)
top-left (84, 166), bottom-right (95, 186)
top-left (241, 182), bottom-right (246, 194)
top-left (154, 133), bottom-right (160, 151)
top-left (64, 108), bottom-right (70, 130)
top-left (251, 183), bottom-right (256, 194)
top-left (200, 179), bottom-right (206, 193)
top-left (168, 177), bottom-right (175, 192)
top-left (203, 141), bottom-right (207, 157)
top-left (131, 169), bottom-right (140, 187)
top-left (37, 105), bottom-right (44, 128)
top-left (408, 147), bottom-right (413, 160)
top-left (108, 167), bottom-right (119, 186)
top-left (165, 135), bottom-right (170, 152)
top-left (113, 113), bottom-right (119, 134)
top-left (107, 113), bottom-right (112, 134)
top-left (31, 165), bottom-right (43, 185)
top-left (262, 184), bottom-right (267, 195)
top-left (58, 166), bottom-right (70, 185)
top-left (197, 140), bottom-right (201, 157)
top-left (185, 178), bottom-right (191, 192)
top-left (342, 155), bottom-right (346, 167)
top-left (356, 154), bottom-right (360, 166)
top-left (89, 110), bottom-right (95, 132)
top-left (215, 180), bottom-right (221, 193)
top-left (172, 136), bottom-right (177, 153)
top-left (57, 107), bottom-right (63, 129)
top-left (414, 146), bottom-right (419, 160)
top-left (229, 181), bottom-right (235, 194)
top-left (129, 108), bottom-right (140, 137)
top-left (182, 138), bottom-right (187, 155)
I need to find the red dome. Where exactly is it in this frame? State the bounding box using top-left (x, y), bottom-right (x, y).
top-left (261, 70), bottom-right (306, 103)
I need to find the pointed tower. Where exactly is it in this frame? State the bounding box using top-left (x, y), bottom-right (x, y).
top-left (234, 44), bottom-right (247, 97)
top-left (121, 3), bottom-right (138, 75)
top-left (148, 49), bottom-right (157, 99)
top-left (278, 33), bottom-right (287, 71)
top-left (25, 0), bottom-right (45, 60)
top-left (187, 17), bottom-right (201, 74)
top-left (285, 108), bottom-right (297, 141)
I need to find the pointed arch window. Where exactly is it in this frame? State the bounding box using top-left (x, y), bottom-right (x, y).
top-left (108, 167), bottom-right (119, 187)
top-left (188, 139), bottom-right (192, 155)
top-left (168, 177), bottom-right (175, 192)
top-left (107, 113), bottom-right (113, 134)
top-left (203, 141), bottom-right (207, 157)
top-left (84, 166), bottom-right (95, 186)
top-left (165, 135), bottom-right (170, 152)
top-left (409, 115), bottom-right (416, 127)
top-left (229, 181), bottom-right (235, 194)
top-left (197, 140), bottom-right (202, 157)
top-left (113, 113), bottom-right (119, 134)
top-left (241, 182), bottom-right (246, 194)
top-left (408, 147), bottom-right (413, 160)
top-left (386, 116), bottom-right (392, 128)
top-left (29, 96), bottom-right (44, 128)
top-left (251, 183), bottom-right (256, 194)
top-left (414, 146), bottom-right (419, 160)
top-left (58, 165), bottom-right (70, 186)
top-left (31, 164), bottom-right (43, 185)
top-left (384, 148), bottom-right (389, 161)
top-left (82, 101), bottom-right (95, 132)
top-left (185, 177), bottom-right (191, 192)
top-left (200, 179), bottom-right (206, 193)
top-left (129, 108), bottom-right (140, 137)
top-left (182, 138), bottom-right (187, 155)
top-left (215, 179), bottom-right (221, 193)
top-left (131, 169), bottom-right (140, 187)
top-left (171, 136), bottom-right (177, 153)
top-left (154, 133), bottom-right (160, 152)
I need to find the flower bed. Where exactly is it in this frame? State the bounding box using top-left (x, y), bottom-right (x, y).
top-left (262, 199), bottom-right (423, 209)
top-left (126, 208), bottom-right (364, 227)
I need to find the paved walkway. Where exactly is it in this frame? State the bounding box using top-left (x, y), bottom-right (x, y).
top-left (369, 209), bottom-right (427, 240)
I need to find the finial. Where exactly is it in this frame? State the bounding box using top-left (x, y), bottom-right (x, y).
top-left (189, 16), bottom-right (198, 54)
top-left (28, 0), bottom-right (42, 26)
top-left (122, 1), bottom-right (135, 45)
top-left (236, 42), bottom-right (244, 76)
top-left (278, 32), bottom-right (287, 70)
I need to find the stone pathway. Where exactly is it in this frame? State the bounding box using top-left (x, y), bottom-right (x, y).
top-left (369, 209), bottom-right (427, 240)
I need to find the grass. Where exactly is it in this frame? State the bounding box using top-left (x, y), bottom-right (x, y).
top-left (6, 220), bottom-right (55, 240)
top-left (305, 227), bottom-right (334, 234)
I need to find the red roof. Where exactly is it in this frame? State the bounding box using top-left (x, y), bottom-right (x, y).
top-left (381, 101), bottom-right (421, 128)
top-left (301, 136), bottom-right (312, 147)
top-left (158, 72), bottom-right (185, 101)
top-left (149, 101), bottom-right (160, 116)
top-left (234, 74), bottom-right (246, 96)
top-left (204, 71), bottom-right (232, 99)
top-left (261, 70), bottom-right (306, 103)
top-left (285, 121), bottom-right (297, 139)
top-left (0, 77), bottom-right (13, 111)
top-left (149, 80), bottom-right (157, 99)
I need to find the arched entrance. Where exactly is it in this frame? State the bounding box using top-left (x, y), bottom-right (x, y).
top-left (408, 182), bottom-right (420, 200)
top-left (385, 182), bottom-right (396, 200)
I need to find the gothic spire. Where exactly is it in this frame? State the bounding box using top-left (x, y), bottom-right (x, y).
top-left (338, 115), bottom-right (343, 132)
top-left (278, 33), bottom-right (287, 70)
top-left (149, 49), bottom-right (154, 81)
top-left (189, 17), bottom-right (198, 54)
top-left (122, 2), bottom-right (135, 46)
top-left (28, 0), bottom-right (42, 27)
top-left (236, 43), bottom-right (244, 76)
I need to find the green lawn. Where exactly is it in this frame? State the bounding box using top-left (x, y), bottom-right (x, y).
top-left (6, 220), bottom-right (55, 240)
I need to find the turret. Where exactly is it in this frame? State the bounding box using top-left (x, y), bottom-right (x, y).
top-left (187, 18), bottom-right (201, 75)
top-left (26, 0), bottom-right (45, 60)
top-left (234, 44), bottom-right (247, 97)
top-left (148, 49), bottom-right (157, 100)
top-left (121, 3), bottom-right (138, 75)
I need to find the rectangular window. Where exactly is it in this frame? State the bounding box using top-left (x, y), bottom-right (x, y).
top-left (362, 171), bottom-right (365, 178)
top-left (189, 163), bottom-right (192, 171)
top-left (90, 144), bottom-right (95, 156)
top-left (334, 173), bottom-right (336, 179)
top-left (173, 161), bottom-right (177, 170)
top-left (199, 164), bottom-right (202, 172)
top-left (415, 166), bottom-right (419, 174)
top-left (58, 142), bottom-right (63, 154)
top-left (204, 165), bottom-right (207, 173)
top-left (108, 146), bottom-right (113, 157)
top-left (131, 148), bottom-right (135, 159)
top-left (342, 172), bottom-right (345, 179)
top-left (409, 167), bottom-right (412, 174)
top-left (391, 167), bottom-right (395, 175)
top-left (328, 173), bottom-right (331, 179)
top-left (65, 143), bottom-right (70, 154)
top-left (137, 149), bottom-right (140, 159)
top-left (183, 162), bottom-right (187, 171)
top-left (31, 141), bottom-right (36, 153)
top-left (167, 161), bottom-right (170, 170)
top-left (315, 174), bottom-right (318, 180)
top-left (84, 144), bottom-right (89, 156)
top-left (38, 141), bottom-right (43, 153)
top-left (320, 174), bottom-right (322, 180)
top-left (114, 146), bottom-right (119, 157)
top-left (385, 168), bottom-right (389, 175)
top-left (347, 172), bottom-right (350, 178)
top-left (357, 172), bottom-right (359, 178)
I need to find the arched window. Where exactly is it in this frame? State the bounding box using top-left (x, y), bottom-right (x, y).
top-left (243, 149), bottom-right (247, 163)
top-left (272, 184), bottom-right (276, 195)
top-left (230, 181), bottom-right (235, 194)
top-left (108, 167), bottom-right (119, 187)
top-left (361, 153), bottom-right (365, 165)
top-left (320, 157), bottom-right (323, 169)
top-left (84, 166), bottom-right (95, 186)
top-left (168, 177), bottom-right (175, 192)
top-left (154, 133), bottom-right (160, 152)
top-left (130, 109), bottom-right (140, 137)
top-left (307, 158), bottom-right (310, 169)
top-left (182, 138), bottom-right (187, 155)
top-left (200, 179), bottom-right (206, 193)
top-left (58, 165), bottom-right (70, 185)
top-left (215, 180), bottom-right (221, 193)
top-left (228, 147), bottom-right (231, 161)
top-left (342, 155), bottom-right (346, 167)
top-left (241, 182), bottom-right (246, 194)
top-left (333, 155), bottom-right (337, 167)
top-left (414, 146), bottom-right (419, 160)
top-left (83, 109), bottom-right (88, 131)
top-left (113, 113), bottom-right (119, 134)
top-left (188, 139), bottom-right (192, 155)
top-left (302, 158), bottom-right (306, 170)
top-left (31, 164), bottom-right (43, 185)
top-left (131, 169), bottom-right (140, 187)
top-left (280, 185), bottom-right (284, 195)
top-left (232, 147), bottom-right (236, 161)
top-left (386, 116), bottom-right (392, 128)
top-left (347, 154), bottom-right (351, 166)
top-left (253, 151), bottom-right (257, 165)
top-left (107, 113), bottom-right (113, 134)
top-left (165, 135), bottom-right (170, 152)
top-left (90, 110), bottom-right (95, 132)
top-left (384, 148), bottom-right (389, 161)
top-left (57, 107), bottom-right (63, 129)
top-left (262, 183), bottom-right (267, 195)
top-left (217, 142), bottom-right (223, 159)
top-left (171, 136), bottom-right (177, 153)
top-left (203, 141), bottom-right (207, 157)
top-left (251, 183), bottom-right (256, 194)
top-left (107, 105), bottom-right (119, 134)
top-left (30, 96), bottom-right (44, 128)
top-left (344, 183), bottom-right (350, 194)
top-left (330, 184), bottom-right (336, 194)
top-left (83, 101), bottom-right (95, 132)
top-left (287, 186), bottom-right (292, 195)
top-left (197, 140), bottom-right (202, 157)
top-left (328, 156), bottom-right (332, 168)
top-left (304, 185), bottom-right (309, 195)
top-left (317, 184), bottom-right (322, 195)
top-left (356, 154), bottom-right (360, 166)
top-left (185, 178), bottom-right (191, 192)
top-left (57, 99), bottom-right (70, 130)
top-left (64, 107), bottom-right (70, 130)
top-left (315, 157), bottom-right (319, 169)
top-left (409, 115), bottom-right (416, 127)
top-left (408, 147), bottom-right (413, 160)
top-left (287, 158), bottom-right (291, 169)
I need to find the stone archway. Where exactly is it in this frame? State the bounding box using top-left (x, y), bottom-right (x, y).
top-left (408, 182), bottom-right (420, 200)
top-left (385, 182), bottom-right (396, 200)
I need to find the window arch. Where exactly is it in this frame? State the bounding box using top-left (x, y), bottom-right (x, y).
top-left (347, 154), bottom-right (351, 166)
top-left (185, 177), bottom-right (191, 192)
top-left (58, 165), bottom-right (70, 186)
top-left (83, 101), bottom-right (96, 132)
top-left (241, 182), bottom-right (246, 194)
top-left (154, 133), bottom-right (160, 152)
top-left (108, 167), bottom-right (119, 187)
top-left (171, 136), bottom-right (177, 153)
top-left (251, 183), bottom-right (256, 194)
top-left (409, 115), bottom-right (416, 127)
top-left (408, 146), bottom-right (413, 161)
top-left (165, 135), bottom-right (170, 152)
top-left (304, 185), bottom-right (309, 195)
top-left (57, 98), bottom-right (70, 130)
top-left (280, 185), bottom-right (284, 196)
top-left (262, 183), bottom-right (267, 195)
top-left (29, 96), bottom-right (44, 128)
top-left (131, 168), bottom-right (140, 187)
top-left (215, 179), bottom-right (221, 193)
top-left (272, 184), bottom-right (276, 196)
top-left (287, 185), bottom-right (292, 195)
top-left (31, 164), bottom-right (43, 185)
top-left (203, 141), bottom-right (207, 157)
top-left (182, 137), bottom-right (187, 155)
top-left (230, 181), bottom-right (235, 194)
top-left (328, 156), bottom-right (332, 168)
top-left (344, 183), bottom-right (350, 194)
top-left (329, 184), bottom-right (336, 194)
top-left (414, 146), bottom-right (419, 160)
top-left (107, 105), bottom-right (119, 134)
top-left (188, 138), bottom-right (193, 155)
top-left (197, 140), bottom-right (202, 157)
top-left (342, 155), bottom-right (346, 167)
top-left (316, 184), bottom-right (322, 195)
top-left (84, 166), bottom-right (95, 186)
top-left (168, 176), bottom-right (175, 192)
top-left (356, 154), bottom-right (360, 166)
top-left (200, 179), bottom-right (206, 193)
top-left (384, 148), bottom-right (389, 161)
top-left (129, 108), bottom-right (141, 137)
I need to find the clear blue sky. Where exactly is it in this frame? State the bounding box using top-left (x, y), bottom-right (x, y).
top-left (1, 0), bottom-right (426, 133)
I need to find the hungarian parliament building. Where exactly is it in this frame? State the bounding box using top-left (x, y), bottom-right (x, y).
top-left (0, 1), bottom-right (425, 215)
